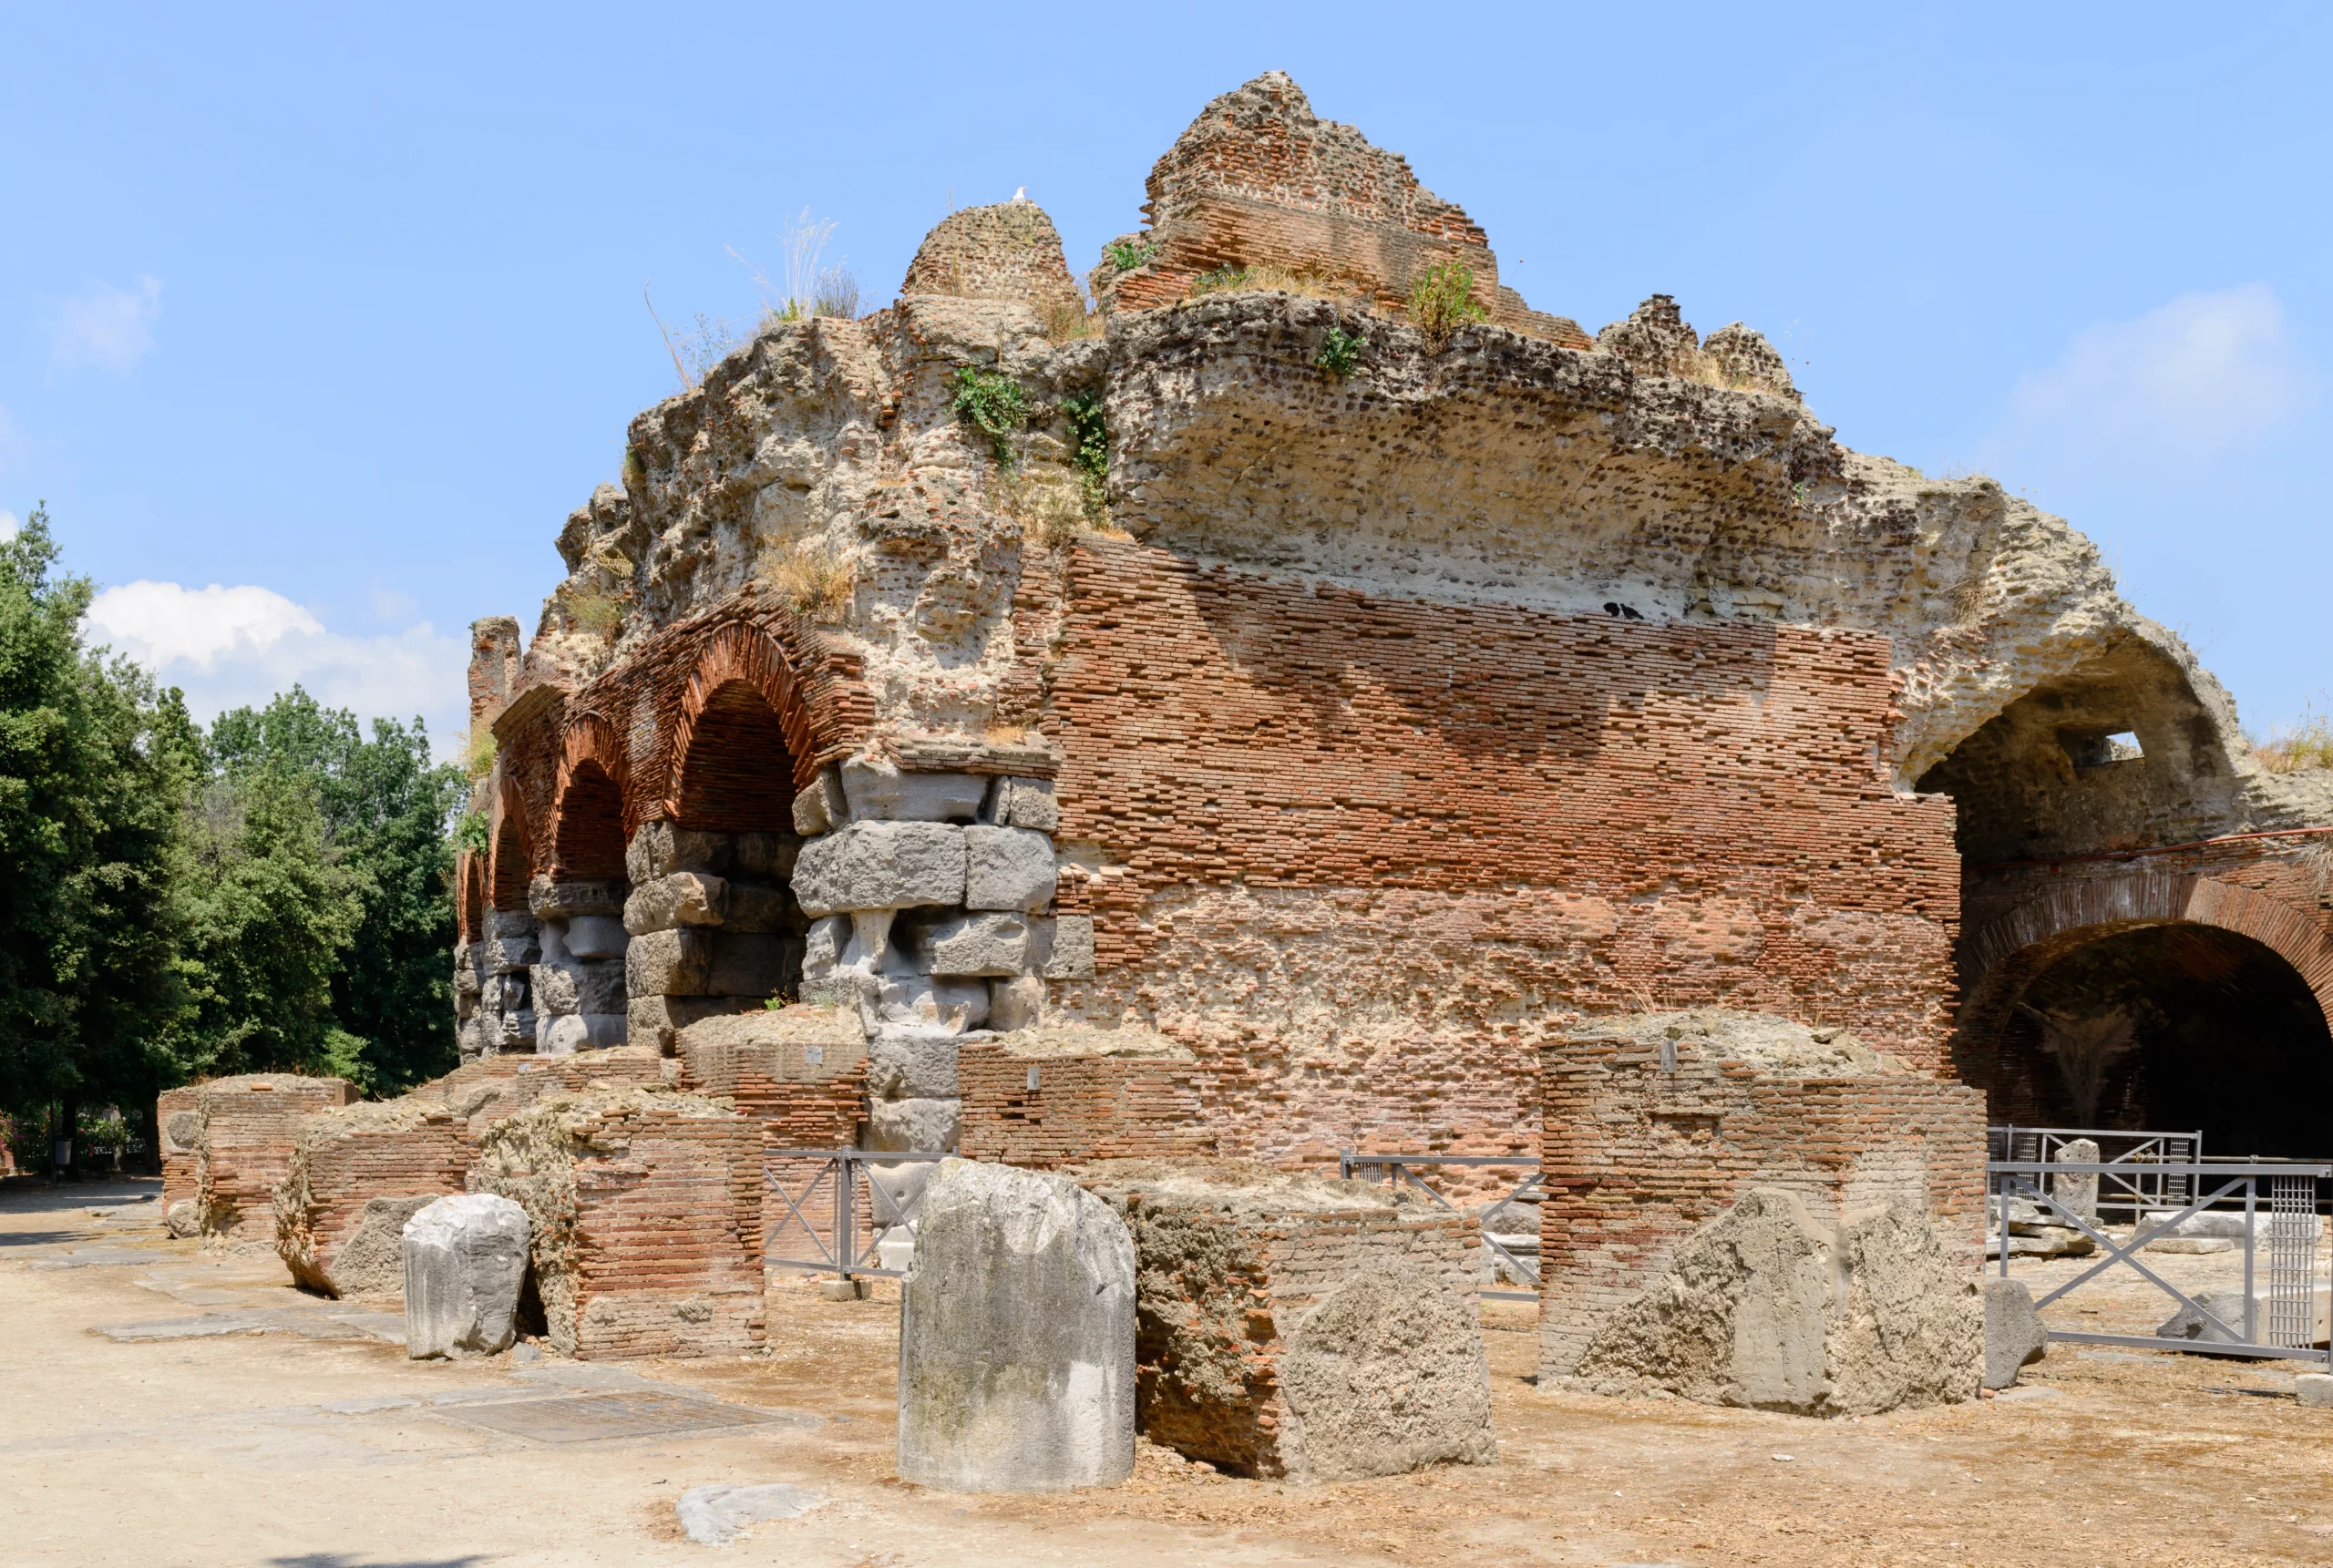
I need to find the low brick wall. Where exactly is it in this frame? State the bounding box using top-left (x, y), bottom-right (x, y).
top-left (157, 1085), bottom-right (205, 1215)
top-left (1537, 1032), bottom-right (1986, 1379)
top-left (1081, 1161), bottom-right (1476, 1478)
top-left (475, 1088), bottom-right (766, 1359)
top-left (275, 1102), bottom-right (473, 1296)
top-left (161, 1075), bottom-right (358, 1248)
top-left (958, 1047), bottom-right (1218, 1168)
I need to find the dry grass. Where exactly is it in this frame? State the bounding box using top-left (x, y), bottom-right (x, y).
top-left (762, 542), bottom-right (855, 620)
top-left (566, 589), bottom-right (624, 640)
top-left (2251, 708), bottom-right (2333, 773)
top-left (1044, 297), bottom-right (1099, 340)
top-left (464, 728), bottom-right (498, 782)
top-left (1186, 263), bottom-right (1358, 304)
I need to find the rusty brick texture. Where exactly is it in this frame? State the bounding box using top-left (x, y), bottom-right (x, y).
top-left (957, 1045), bottom-right (1221, 1168)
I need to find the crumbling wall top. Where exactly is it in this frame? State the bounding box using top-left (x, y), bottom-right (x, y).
top-left (900, 197), bottom-right (1084, 320)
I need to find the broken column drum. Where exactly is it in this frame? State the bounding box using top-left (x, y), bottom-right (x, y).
top-left (402, 1193), bottom-right (531, 1358)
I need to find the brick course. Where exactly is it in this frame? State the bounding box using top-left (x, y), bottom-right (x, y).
top-left (957, 1046), bottom-right (1221, 1168)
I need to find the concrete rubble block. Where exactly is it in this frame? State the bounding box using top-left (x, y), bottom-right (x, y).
top-left (988, 975), bottom-right (1046, 1032)
top-left (626, 821), bottom-right (735, 882)
top-left (1574, 1187), bottom-right (1981, 1417)
top-left (1982, 1279), bottom-right (2049, 1389)
top-left (623, 871), bottom-right (727, 936)
top-left (840, 758), bottom-right (989, 823)
top-left (707, 931), bottom-right (790, 998)
top-left (562, 914), bottom-right (629, 962)
top-left (1081, 1161), bottom-right (1488, 1481)
top-left (917, 910), bottom-right (1053, 977)
top-left (870, 1094), bottom-right (961, 1153)
top-left (529, 877), bottom-right (623, 920)
top-left (723, 881), bottom-right (794, 933)
top-left (985, 775), bottom-right (1060, 833)
top-left (964, 826), bottom-right (1057, 912)
top-left (897, 1159), bottom-right (1136, 1492)
top-left (1042, 914), bottom-right (1095, 979)
top-left (791, 766), bottom-right (848, 835)
top-left (866, 973), bottom-right (989, 1034)
top-left (2143, 1208), bottom-right (2326, 1243)
top-left (626, 927), bottom-right (714, 998)
top-left (2050, 1138), bottom-right (2101, 1225)
top-left (2156, 1289), bottom-right (2331, 1348)
top-left (2298, 1374), bottom-right (2333, 1409)
top-left (791, 821), bottom-right (968, 917)
top-left (402, 1193), bottom-right (531, 1359)
top-left (868, 1032), bottom-right (962, 1101)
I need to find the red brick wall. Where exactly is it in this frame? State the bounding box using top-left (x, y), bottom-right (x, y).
top-left (275, 1105), bottom-right (472, 1291)
top-left (1537, 1035), bottom-right (1986, 1377)
top-left (183, 1077), bottom-right (359, 1246)
top-left (158, 1085), bottom-right (204, 1212)
top-left (957, 1046), bottom-right (1223, 1168)
top-left (1041, 539), bottom-right (1960, 1169)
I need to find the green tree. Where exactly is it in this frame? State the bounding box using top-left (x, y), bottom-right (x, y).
top-left (0, 506), bottom-right (194, 1155)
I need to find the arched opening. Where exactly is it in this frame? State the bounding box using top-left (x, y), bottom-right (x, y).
top-left (457, 849), bottom-right (485, 945)
top-left (1971, 921), bottom-right (2333, 1158)
top-left (489, 808), bottom-right (531, 911)
top-left (675, 679), bottom-right (799, 835)
top-left (553, 762), bottom-right (627, 881)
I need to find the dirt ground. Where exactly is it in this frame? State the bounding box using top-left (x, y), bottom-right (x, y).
top-left (9, 1177), bottom-right (2333, 1567)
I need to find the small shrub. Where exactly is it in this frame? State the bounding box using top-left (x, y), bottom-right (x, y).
top-left (1061, 391), bottom-right (1109, 521)
top-left (1105, 237), bottom-right (1159, 272)
top-left (464, 730), bottom-right (498, 782)
top-left (621, 445), bottom-right (649, 493)
top-left (455, 811), bottom-right (490, 856)
top-left (2251, 708), bottom-right (2333, 774)
top-left (766, 544), bottom-right (855, 620)
top-left (1317, 325), bottom-right (1366, 377)
top-left (1189, 264), bottom-right (1252, 297)
top-left (1407, 259), bottom-right (1488, 352)
top-left (951, 365), bottom-right (1031, 466)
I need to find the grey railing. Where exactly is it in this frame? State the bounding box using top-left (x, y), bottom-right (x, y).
top-left (763, 1147), bottom-right (948, 1283)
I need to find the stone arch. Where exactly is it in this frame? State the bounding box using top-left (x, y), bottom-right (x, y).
top-left (664, 623), bottom-right (818, 824)
top-left (1954, 871), bottom-right (2333, 1153)
top-left (552, 716), bottom-right (631, 881)
top-left (489, 774), bottom-right (533, 912)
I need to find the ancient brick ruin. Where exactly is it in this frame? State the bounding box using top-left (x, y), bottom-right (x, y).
top-left (162, 72), bottom-right (2333, 1417)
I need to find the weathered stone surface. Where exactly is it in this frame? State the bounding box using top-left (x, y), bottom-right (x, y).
top-left (792, 822), bottom-right (967, 917)
top-left (529, 877), bottom-right (623, 920)
top-left (540, 1012), bottom-right (628, 1054)
top-left (623, 872), bottom-right (726, 936)
top-left (724, 881), bottom-right (793, 933)
top-left (964, 827), bottom-right (1056, 912)
top-left (1278, 1266), bottom-right (1496, 1482)
top-left (166, 1198), bottom-right (200, 1238)
top-left (799, 915), bottom-right (850, 1002)
top-left (707, 932), bottom-right (789, 998)
top-left (2050, 1138), bottom-right (2101, 1225)
top-left (918, 911), bottom-right (1049, 977)
top-left (986, 776), bottom-right (1059, 832)
top-left (840, 760), bottom-right (988, 823)
top-left (1575, 1188), bottom-right (1979, 1416)
top-left (733, 833), bottom-right (797, 881)
top-left (869, 1094), bottom-right (961, 1153)
top-left (897, 1160), bottom-right (1136, 1492)
top-left (403, 1193), bottom-right (530, 1359)
top-left (1041, 914), bottom-right (1095, 979)
top-left (791, 767), bottom-right (847, 835)
top-left (484, 931), bottom-right (540, 975)
top-left (988, 975), bottom-right (1046, 1032)
top-left (625, 821), bottom-right (733, 882)
top-left (2298, 1373), bottom-right (2333, 1408)
top-left (868, 1033), bottom-right (961, 1100)
top-left (2156, 1289), bottom-right (2331, 1347)
top-left (626, 928), bottom-right (713, 997)
top-left (488, 910), bottom-right (537, 939)
top-left (675, 1482), bottom-right (827, 1545)
top-left (324, 1195), bottom-right (441, 1298)
top-left (864, 972), bottom-right (990, 1034)
top-left (1982, 1278), bottom-right (2049, 1389)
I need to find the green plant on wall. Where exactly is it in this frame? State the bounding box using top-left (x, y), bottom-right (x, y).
top-left (951, 365), bottom-right (1031, 466)
top-left (1407, 260), bottom-right (1487, 351)
top-left (455, 812), bottom-right (489, 856)
top-left (1105, 237), bottom-right (1159, 272)
top-left (1316, 325), bottom-right (1366, 377)
top-left (1060, 391), bottom-right (1108, 518)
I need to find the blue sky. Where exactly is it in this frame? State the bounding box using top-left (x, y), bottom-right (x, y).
top-left (4, 4), bottom-right (2326, 755)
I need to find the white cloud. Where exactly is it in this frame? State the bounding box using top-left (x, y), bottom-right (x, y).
top-left (0, 512), bottom-right (17, 542)
top-left (1994, 283), bottom-right (2314, 473)
top-left (50, 276), bottom-right (164, 372)
top-left (84, 580), bottom-right (469, 751)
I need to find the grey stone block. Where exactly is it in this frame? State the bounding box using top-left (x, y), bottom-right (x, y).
top-left (625, 821), bottom-right (733, 882)
top-left (841, 759), bottom-right (989, 823)
top-left (869, 1095), bottom-right (962, 1153)
top-left (529, 876), bottom-right (623, 920)
top-left (867, 972), bottom-right (989, 1032)
top-left (626, 928), bottom-right (713, 997)
top-left (868, 1033), bottom-right (961, 1100)
top-left (801, 915), bottom-right (850, 987)
top-left (1043, 914), bottom-right (1095, 979)
top-left (564, 915), bottom-right (629, 962)
top-left (989, 975), bottom-right (1046, 1032)
top-left (488, 909), bottom-right (537, 939)
top-left (2298, 1373), bottom-right (2333, 1408)
top-left (1982, 1278), bottom-right (2048, 1389)
top-left (965, 826), bottom-right (1056, 912)
top-left (725, 881), bottom-right (794, 933)
top-left (734, 833), bottom-right (797, 881)
top-left (791, 767), bottom-right (848, 835)
top-left (493, 975), bottom-right (529, 1011)
top-left (530, 965), bottom-right (580, 1016)
top-left (454, 988), bottom-right (478, 1021)
top-left (675, 1483), bottom-right (827, 1545)
top-left (919, 911), bottom-right (1050, 977)
top-left (403, 1194), bottom-right (530, 1359)
top-left (898, 1160), bottom-right (1136, 1491)
top-left (708, 932), bottom-right (789, 998)
top-left (987, 775), bottom-right (1059, 832)
top-left (498, 1010), bottom-right (536, 1050)
top-left (623, 872), bottom-right (727, 936)
top-left (452, 964), bottom-right (481, 999)
top-left (576, 959), bottom-right (627, 1014)
top-left (792, 822), bottom-right (967, 917)
top-left (539, 1011), bottom-right (629, 1055)
top-left (485, 933), bottom-right (540, 975)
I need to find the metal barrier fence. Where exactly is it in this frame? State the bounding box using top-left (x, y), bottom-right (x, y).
top-left (1338, 1153), bottom-right (1542, 1304)
top-left (1989, 1124), bottom-right (2202, 1218)
top-left (1989, 1155), bottom-right (2332, 1366)
top-left (763, 1148), bottom-right (948, 1283)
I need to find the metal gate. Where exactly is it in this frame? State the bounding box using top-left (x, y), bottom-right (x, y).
top-left (1988, 1152), bottom-right (2332, 1366)
top-left (763, 1147), bottom-right (947, 1283)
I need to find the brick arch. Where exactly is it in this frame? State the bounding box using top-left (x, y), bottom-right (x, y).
top-left (551, 715), bottom-right (631, 880)
top-left (663, 622), bottom-right (821, 822)
top-left (489, 773), bottom-right (533, 912)
top-left (1957, 871), bottom-right (2333, 1061)
top-left (456, 848), bottom-right (486, 946)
